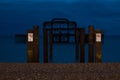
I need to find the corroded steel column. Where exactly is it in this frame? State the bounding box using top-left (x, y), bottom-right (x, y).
top-left (95, 30), bottom-right (102, 63)
top-left (75, 28), bottom-right (79, 62)
top-left (88, 25), bottom-right (94, 62)
top-left (50, 29), bottom-right (53, 62)
top-left (43, 28), bottom-right (48, 63)
top-left (33, 26), bottom-right (39, 62)
top-left (79, 28), bottom-right (85, 63)
top-left (27, 30), bottom-right (34, 63)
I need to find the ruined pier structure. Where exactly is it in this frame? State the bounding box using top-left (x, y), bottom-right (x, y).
top-left (27, 18), bottom-right (103, 63)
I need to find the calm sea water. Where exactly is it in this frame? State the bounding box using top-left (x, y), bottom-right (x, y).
top-left (0, 35), bottom-right (120, 63)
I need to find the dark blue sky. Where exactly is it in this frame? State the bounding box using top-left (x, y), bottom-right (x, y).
top-left (0, 0), bottom-right (120, 35)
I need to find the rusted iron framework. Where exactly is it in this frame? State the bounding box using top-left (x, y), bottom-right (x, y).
top-left (15, 18), bottom-right (103, 63)
top-left (43, 18), bottom-right (86, 63)
top-left (27, 26), bottom-right (39, 63)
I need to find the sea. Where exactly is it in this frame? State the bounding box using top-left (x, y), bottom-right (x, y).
top-left (0, 35), bottom-right (120, 63)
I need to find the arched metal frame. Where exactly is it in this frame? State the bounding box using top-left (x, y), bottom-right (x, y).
top-left (43, 18), bottom-right (85, 63)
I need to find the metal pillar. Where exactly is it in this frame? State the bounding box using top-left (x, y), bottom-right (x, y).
top-left (50, 29), bottom-right (53, 62)
top-left (88, 25), bottom-right (94, 62)
top-left (43, 28), bottom-right (48, 63)
top-left (33, 26), bottom-right (39, 62)
top-left (95, 30), bottom-right (102, 63)
top-left (75, 28), bottom-right (79, 62)
top-left (27, 26), bottom-right (39, 63)
top-left (79, 28), bottom-right (85, 63)
top-left (27, 30), bottom-right (34, 63)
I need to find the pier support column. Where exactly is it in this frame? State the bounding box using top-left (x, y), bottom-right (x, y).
top-left (27, 26), bottom-right (39, 63)
top-left (88, 25), bottom-right (94, 62)
top-left (79, 28), bottom-right (85, 63)
top-left (44, 28), bottom-right (48, 63)
top-left (27, 30), bottom-right (34, 63)
top-left (75, 28), bottom-right (79, 62)
top-left (95, 30), bottom-right (102, 63)
top-left (33, 26), bottom-right (39, 62)
top-left (50, 29), bottom-right (53, 62)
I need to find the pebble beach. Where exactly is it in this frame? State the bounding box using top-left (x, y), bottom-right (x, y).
top-left (0, 63), bottom-right (120, 80)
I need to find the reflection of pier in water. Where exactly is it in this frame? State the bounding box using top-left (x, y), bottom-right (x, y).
top-left (15, 18), bottom-right (103, 63)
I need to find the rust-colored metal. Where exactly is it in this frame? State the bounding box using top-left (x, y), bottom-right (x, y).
top-left (42, 18), bottom-right (103, 63)
top-left (79, 28), bottom-right (85, 63)
top-left (27, 26), bottom-right (39, 63)
top-left (88, 25), bottom-right (95, 62)
top-left (27, 30), bottom-right (34, 63)
top-left (33, 26), bottom-right (39, 62)
top-left (95, 30), bottom-right (102, 63)
top-left (43, 28), bottom-right (48, 63)
top-left (75, 28), bottom-right (79, 62)
top-left (50, 29), bottom-right (53, 62)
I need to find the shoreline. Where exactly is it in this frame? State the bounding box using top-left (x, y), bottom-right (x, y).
top-left (0, 63), bottom-right (120, 80)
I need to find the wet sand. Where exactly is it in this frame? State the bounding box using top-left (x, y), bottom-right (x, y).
top-left (0, 63), bottom-right (120, 80)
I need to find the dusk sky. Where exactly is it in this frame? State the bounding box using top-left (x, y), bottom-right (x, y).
top-left (0, 0), bottom-right (120, 35)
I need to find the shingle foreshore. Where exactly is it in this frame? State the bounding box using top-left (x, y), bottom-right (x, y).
top-left (0, 63), bottom-right (120, 80)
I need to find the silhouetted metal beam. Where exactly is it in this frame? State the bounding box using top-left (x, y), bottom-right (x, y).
top-left (27, 30), bottom-right (34, 63)
top-left (80, 28), bottom-right (85, 63)
top-left (33, 26), bottom-right (39, 62)
top-left (88, 25), bottom-right (95, 62)
top-left (43, 28), bottom-right (48, 63)
top-left (75, 29), bottom-right (79, 62)
top-left (95, 30), bottom-right (102, 63)
top-left (50, 29), bottom-right (53, 62)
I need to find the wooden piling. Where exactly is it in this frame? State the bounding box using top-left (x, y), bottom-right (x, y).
top-left (88, 25), bottom-right (94, 62)
top-left (43, 28), bottom-right (48, 63)
top-left (79, 28), bottom-right (85, 63)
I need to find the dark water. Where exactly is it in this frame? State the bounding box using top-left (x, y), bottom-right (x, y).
top-left (0, 35), bottom-right (120, 63)
top-left (0, 1), bottom-right (120, 63)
